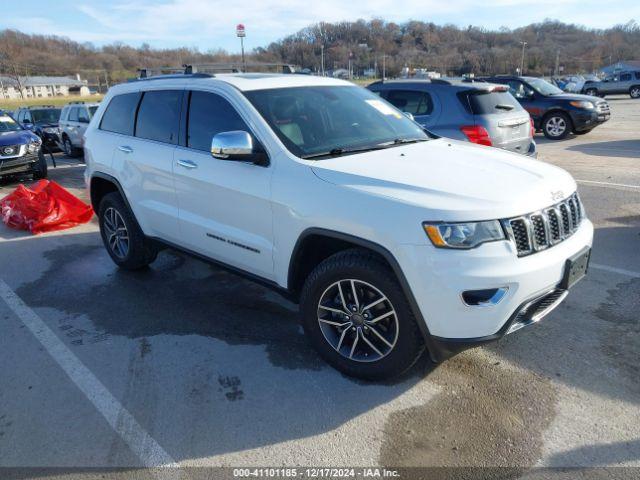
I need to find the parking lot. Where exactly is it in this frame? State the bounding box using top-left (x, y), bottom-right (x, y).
top-left (0, 95), bottom-right (638, 478)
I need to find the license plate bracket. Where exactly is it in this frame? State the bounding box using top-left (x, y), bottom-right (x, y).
top-left (560, 247), bottom-right (591, 290)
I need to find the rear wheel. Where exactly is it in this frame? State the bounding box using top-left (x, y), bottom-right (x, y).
top-left (300, 249), bottom-right (424, 380)
top-left (63, 136), bottom-right (81, 158)
top-left (543, 112), bottom-right (571, 140)
top-left (630, 86), bottom-right (640, 99)
top-left (98, 192), bottom-right (158, 270)
top-left (32, 149), bottom-right (48, 180)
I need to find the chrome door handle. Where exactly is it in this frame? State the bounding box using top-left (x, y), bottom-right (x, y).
top-left (118, 145), bottom-right (133, 154)
top-left (177, 159), bottom-right (198, 169)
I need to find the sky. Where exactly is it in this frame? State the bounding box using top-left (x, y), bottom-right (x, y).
top-left (2, 0), bottom-right (638, 52)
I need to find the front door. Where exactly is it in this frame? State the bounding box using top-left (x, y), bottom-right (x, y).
top-left (173, 90), bottom-right (275, 280)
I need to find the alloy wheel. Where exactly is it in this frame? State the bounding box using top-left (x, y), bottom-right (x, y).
top-left (103, 207), bottom-right (130, 259)
top-left (631, 87), bottom-right (640, 99)
top-left (317, 279), bottom-right (399, 362)
top-left (545, 116), bottom-right (566, 137)
top-left (64, 139), bottom-right (72, 156)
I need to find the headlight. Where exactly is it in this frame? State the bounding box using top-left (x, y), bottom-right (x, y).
top-left (43, 127), bottom-right (59, 134)
top-left (569, 101), bottom-right (594, 109)
top-left (423, 220), bottom-right (506, 249)
top-left (27, 138), bottom-right (41, 153)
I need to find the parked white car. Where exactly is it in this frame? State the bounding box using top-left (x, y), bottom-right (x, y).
top-left (84, 73), bottom-right (593, 379)
top-left (58, 101), bottom-right (100, 157)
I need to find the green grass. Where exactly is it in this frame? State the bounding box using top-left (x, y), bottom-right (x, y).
top-left (0, 95), bottom-right (104, 111)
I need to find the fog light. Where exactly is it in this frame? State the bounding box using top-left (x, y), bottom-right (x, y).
top-left (461, 287), bottom-right (509, 306)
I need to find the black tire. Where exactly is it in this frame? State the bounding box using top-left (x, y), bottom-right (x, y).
top-left (300, 249), bottom-right (424, 380)
top-left (62, 136), bottom-right (81, 158)
top-left (32, 149), bottom-right (48, 180)
top-left (630, 86), bottom-right (640, 99)
top-left (98, 192), bottom-right (158, 270)
top-left (585, 88), bottom-right (598, 97)
top-left (542, 112), bottom-right (571, 140)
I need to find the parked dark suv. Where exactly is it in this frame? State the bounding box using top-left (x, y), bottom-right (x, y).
top-left (483, 76), bottom-right (610, 140)
top-left (0, 110), bottom-right (47, 180)
top-left (368, 78), bottom-right (536, 156)
top-left (12, 105), bottom-right (62, 152)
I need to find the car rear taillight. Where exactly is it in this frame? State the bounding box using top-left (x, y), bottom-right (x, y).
top-left (460, 125), bottom-right (492, 146)
top-left (530, 118), bottom-right (535, 138)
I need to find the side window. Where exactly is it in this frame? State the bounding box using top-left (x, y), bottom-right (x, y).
top-left (16, 111), bottom-right (24, 123)
top-left (635, 72), bottom-right (640, 80)
top-left (100, 92), bottom-right (141, 136)
top-left (385, 90), bottom-right (433, 115)
top-left (77, 107), bottom-right (90, 123)
top-left (506, 80), bottom-right (527, 99)
top-left (620, 73), bottom-right (632, 81)
top-left (187, 91), bottom-right (249, 152)
top-left (135, 90), bottom-right (182, 144)
top-left (68, 107), bottom-right (79, 122)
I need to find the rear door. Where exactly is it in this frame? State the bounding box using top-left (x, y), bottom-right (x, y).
top-left (173, 89), bottom-right (274, 280)
top-left (381, 89), bottom-right (437, 128)
top-left (67, 107), bottom-right (81, 146)
top-left (464, 87), bottom-right (532, 155)
top-left (76, 107), bottom-right (91, 146)
top-left (619, 73), bottom-right (633, 93)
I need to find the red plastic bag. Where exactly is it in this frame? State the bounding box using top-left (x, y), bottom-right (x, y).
top-left (1, 180), bottom-right (93, 234)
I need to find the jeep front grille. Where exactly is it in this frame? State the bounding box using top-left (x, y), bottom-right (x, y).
top-left (503, 192), bottom-right (584, 257)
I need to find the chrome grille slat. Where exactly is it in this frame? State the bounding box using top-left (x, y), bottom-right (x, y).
top-left (505, 192), bottom-right (584, 257)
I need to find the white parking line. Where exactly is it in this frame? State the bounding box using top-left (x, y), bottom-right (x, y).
top-left (0, 279), bottom-right (179, 468)
top-left (577, 179), bottom-right (640, 190)
top-left (591, 263), bottom-right (640, 278)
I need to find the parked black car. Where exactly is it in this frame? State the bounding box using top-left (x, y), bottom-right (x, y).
top-left (0, 110), bottom-right (47, 180)
top-left (12, 105), bottom-right (62, 152)
top-left (482, 76), bottom-right (610, 140)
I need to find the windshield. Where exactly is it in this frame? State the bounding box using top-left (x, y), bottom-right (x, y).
top-left (243, 86), bottom-right (428, 159)
top-left (527, 78), bottom-right (563, 96)
top-left (30, 109), bottom-right (61, 124)
top-left (89, 106), bottom-right (99, 117)
top-left (0, 114), bottom-right (22, 132)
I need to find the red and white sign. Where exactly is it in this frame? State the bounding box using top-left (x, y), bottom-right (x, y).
top-left (236, 24), bottom-right (246, 37)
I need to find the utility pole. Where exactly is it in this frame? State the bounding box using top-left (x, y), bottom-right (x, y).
top-left (519, 41), bottom-right (527, 75)
top-left (321, 44), bottom-right (325, 76)
top-left (554, 50), bottom-right (560, 77)
top-left (382, 54), bottom-right (386, 81)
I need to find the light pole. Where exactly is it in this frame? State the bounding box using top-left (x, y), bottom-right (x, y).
top-left (519, 41), bottom-right (527, 75)
top-left (321, 44), bottom-right (325, 76)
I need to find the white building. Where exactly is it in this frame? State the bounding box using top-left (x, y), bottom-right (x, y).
top-left (0, 75), bottom-right (90, 99)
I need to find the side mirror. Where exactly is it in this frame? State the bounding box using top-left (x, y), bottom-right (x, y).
top-left (211, 130), bottom-right (269, 166)
top-left (22, 121), bottom-right (33, 130)
top-left (402, 111), bottom-right (415, 121)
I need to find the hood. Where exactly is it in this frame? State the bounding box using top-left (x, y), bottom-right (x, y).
top-left (310, 139), bottom-right (577, 221)
top-left (547, 92), bottom-right (603, 103)
top-left (0, 129), bottom-right (39, 147)
top-left (34, 122), bottom-right (59, 128)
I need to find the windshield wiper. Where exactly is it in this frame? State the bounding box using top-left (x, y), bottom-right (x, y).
top-left (495, 104), bottom-right (515, 111)
top-left (301, 138), bottom-right (427, 160)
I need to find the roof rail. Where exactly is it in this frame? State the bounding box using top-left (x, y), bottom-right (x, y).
top-left (23, 105), bottom-right (57, 109)
top-left (67, 101), bottom-right (86, 104)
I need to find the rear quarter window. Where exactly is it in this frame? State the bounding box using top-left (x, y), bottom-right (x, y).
top-left (461, 90), bottom-right (522, 115)
top-left (100, 92), bottom-right (141, 136)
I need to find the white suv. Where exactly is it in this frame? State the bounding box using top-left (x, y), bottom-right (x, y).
top-left (84, 73), bottom-right (593, 380)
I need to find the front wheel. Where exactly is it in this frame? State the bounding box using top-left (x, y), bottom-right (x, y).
top-left (543, 112), bottom-right (571, 140)
top-left (585, 88), bottom-right (598, 97)
top-left (300, 249), bottom-right (424, 380)
top-left (630, 86), bottom-right (640, 99)
top-left (32, 149), bottom-right (48, 180)
top-left (98, 192), bottom-right (158, 270)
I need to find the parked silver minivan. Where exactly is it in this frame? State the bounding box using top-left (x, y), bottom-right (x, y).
top-left (368, 78), bottom-right (536, 157)
top-left (58, 101), bottom-right (100, 156)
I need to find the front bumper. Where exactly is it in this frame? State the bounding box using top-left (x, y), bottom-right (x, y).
top-left (39, 131), bottom-right (61, 151)
top-left (397, 219), bottom-right (593, 358)
top-left (570, 109), bottom-right (610, 132)
top-left (0, 152), bottom-right (40, 176)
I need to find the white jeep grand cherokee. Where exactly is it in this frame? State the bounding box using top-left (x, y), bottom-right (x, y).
top-left (84, 72), bottom-right (593, 380)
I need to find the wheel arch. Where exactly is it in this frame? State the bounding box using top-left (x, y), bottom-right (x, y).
top-left (89, 172), bottom-right (133, 214)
